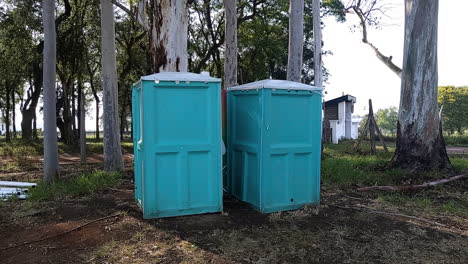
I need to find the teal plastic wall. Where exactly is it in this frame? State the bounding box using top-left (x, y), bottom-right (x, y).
top-left (132, 75), bottom-right (222, 219)
top-left (227, 88), bottom-right (322, 213)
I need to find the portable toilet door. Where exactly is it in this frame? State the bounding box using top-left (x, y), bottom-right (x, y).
top-left (227, 80), bottom-right (323, 213)
top-left (132, 72), bottom-right (223, 219)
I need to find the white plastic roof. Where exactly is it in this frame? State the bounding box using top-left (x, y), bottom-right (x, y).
top-left (227, 79), bottom-right (321, 91)
top-left (141, 72), bottom-right (221, 83)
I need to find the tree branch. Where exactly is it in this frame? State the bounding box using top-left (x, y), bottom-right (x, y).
top-left (111, 0), bottom-right (132, 16)
top-left (357, 174), bottom-right (467, 192)
top-left (351, 3), bottom-right (402, 78)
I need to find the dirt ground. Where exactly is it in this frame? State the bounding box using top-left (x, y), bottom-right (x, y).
top-left (0, 155), bottom-right (467, 264)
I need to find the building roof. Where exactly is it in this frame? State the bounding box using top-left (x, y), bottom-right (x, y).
top-left (324, 95), bottom-right (356, 106)
top-left (227, 79), bottom-right (322, 92)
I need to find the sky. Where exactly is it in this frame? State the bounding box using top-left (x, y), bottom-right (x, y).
top-left (322, 0), bottom-right (468, 116)
top-left (9, 0), bottom-right (468, 130)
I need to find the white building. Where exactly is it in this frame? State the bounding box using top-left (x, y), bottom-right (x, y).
top-left (323, 95), bottom-right (359, 144)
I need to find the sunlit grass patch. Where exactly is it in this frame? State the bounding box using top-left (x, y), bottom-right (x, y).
top-left (29, 170), bottom-right (122, 202)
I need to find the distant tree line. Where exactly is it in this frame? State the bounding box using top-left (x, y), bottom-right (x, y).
top-left (358, 86), bottom-right (468, 138)
top-left (438, 86), bottom-right (468, 135)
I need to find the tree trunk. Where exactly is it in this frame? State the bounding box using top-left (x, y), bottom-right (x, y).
top-left (88, 68), bottom-right (100, 140)
top-left (95, 97), bottom-right (100, 140)
top-left (391, 0), bottom-right (451, 172)
top-left (60, 77), bottom-right (74, 144)
top-left (11, 86), bottom-right (16, 138)
top-left (287, 0), bottom-right (304, 82)
top-left (313, 0), bottom-right (322, 87)
top-left (21, 63), bottom-right (42, 141)
top-left (77, 80), bottom-right (82, 143)
top-left (100, 0), bottom-right (123, 171)
top-left (120, 106), bottom-right (126, 140)
top-left (224, 0), bottom-right (237, 88)
top-left (22, 110), bottom-right (35, 140)
top-left (43, 0), bottom-right (60, 183)
top-left (33, 110), bottom-right (37, 139)
top-left (148, 0), bottom-right (189, 73)
top-left (80, 91), bottom-right (86, 164)
top-left (71, 82), bottom-right (76, 134)
top-left (5, 81), bottom-right (11, 142)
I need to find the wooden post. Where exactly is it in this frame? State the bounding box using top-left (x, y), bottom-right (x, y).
top-left (354, 115), bottom-right (369, 150)
top-left (355, 99), bottom-right (388, 153)
top-left (371, 116), bottom-right (389, 152)
top-left (368, 99), bottom-right (376, 154)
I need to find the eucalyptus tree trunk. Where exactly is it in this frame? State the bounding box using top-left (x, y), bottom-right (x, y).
top-left (313, 0), bottom-right (322, 87)
top-left (148, 0), bottom-right (189, 72)
top-left (287, 0), bottom-right (304, 82)
top-left (224, 0), bottom-right (237, 88)
top-left (391, 0), bottom-right (451, 171)
top-left (100, 0), bottom-right (123, 171)
top-left (43, 0), bottom-right (60, 183)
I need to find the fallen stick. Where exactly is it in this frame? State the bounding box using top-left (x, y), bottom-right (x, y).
top-left (357, 174), bottom-right (467, 192)
top-left (0, 213), bottom-right (124, 251)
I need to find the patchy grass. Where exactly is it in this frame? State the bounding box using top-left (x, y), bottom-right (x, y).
top-left (322, 141), bottom-right (468, 187)
top-left (451, 157), bottom-right (468, 174)
top-left (377, 192), bottom-right (468, 217)
top-left (322, 141), bottom-right (403, 186)
top-left (0, 138), bottom-right (134, 156)
top-left (28, 170), bottom-right (122, 202)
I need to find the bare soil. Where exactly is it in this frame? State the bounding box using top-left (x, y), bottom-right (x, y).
top-left (0, 156), bottom-right (467, 263)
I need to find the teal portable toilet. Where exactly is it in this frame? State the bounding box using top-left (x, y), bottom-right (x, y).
top-left (227, 80), bottom-right (322, 213)
top-left (132, 72), bottom-right (222, 219)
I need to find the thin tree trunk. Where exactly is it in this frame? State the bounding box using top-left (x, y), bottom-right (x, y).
top-left (11, 86), bottom-right (16, 138)
top-left (5, 81), bottom-right (11, 142)
top-left (33, 110), bottom-right (37, 139)
top-left (287, 0), bottom-right (304, 82)
top-left (87, 65), bottom-right (100, 140)
top-left (147, 0), bottom-right (189, 72)
top-left (43, 0), bottom-right (60, 183)
top-left (95, 99), bottom-right (100, 140)
top-left (100, 0), bottom-right (123, 171)
top-left (313, 0), bottom-right (322, 87)
top-left (224, 0), bottom-right (237, 88)
top-left (71, 82), bottom-right (76, 134)
top-left (80, 91), bottom-right (86, 164)
top-left (77, 80), bottom-right (82, 143)
top-left (391, 0), bottom-right (451, 171)
top-left (120, 106), bottom-right (125, 140)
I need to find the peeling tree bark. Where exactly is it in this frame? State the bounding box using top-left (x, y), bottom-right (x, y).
top-left (287, 0), bottom-right (304, 82)
top-left (43, 0), bottom-right (60, 183)
top-left (147, 0), bottom-right (189, 73)
top-left (224, 0), bottom-right (237, 88)
top-left (100, 0), bottom-right (123, 171)
top-left (391, 0), bottom-right (451, 172)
